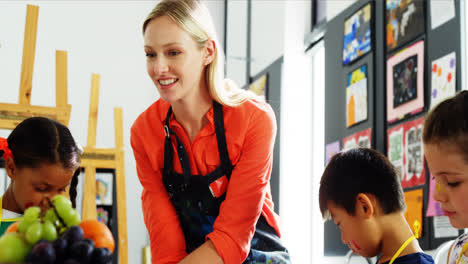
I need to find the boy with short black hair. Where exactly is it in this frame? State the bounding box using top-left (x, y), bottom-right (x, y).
top-left (319, 148), bottom-right (434, 264)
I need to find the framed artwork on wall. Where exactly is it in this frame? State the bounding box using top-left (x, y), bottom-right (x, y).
top-left (325, 141), bottom-right (340, 166)
top-left (431, 52), bottom-right (456, 109)
top-left (342, 128), bottom-right (372, 151)
top-left (343, 3), bottom-right (372, 65)
top-left (387, 116), bottom-right (425, 188)
top-left (386, 0), bottom-right (425, 53)
top-left (346, 64), bottom-right (368, 127)
top-left (386, 40), bottom-right (425, 123)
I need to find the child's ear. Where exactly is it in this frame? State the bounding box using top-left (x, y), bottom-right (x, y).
top-left (4, 157), bottom-right (17, 180)
top-left (355, 193), bottom-right (375, 219)
top-left (203, 39), bottom-right (216, 66)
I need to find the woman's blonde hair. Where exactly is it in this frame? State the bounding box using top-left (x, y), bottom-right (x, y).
top-left (143, 0), bottom-right (254, 107)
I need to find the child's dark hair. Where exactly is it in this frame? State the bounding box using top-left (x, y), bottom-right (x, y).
top-left (423, 90), bottom-right (468, 161)
top-left (319, 148), bottom-right (405, 219)
top-left (0, 117), bottom-right (81, 208)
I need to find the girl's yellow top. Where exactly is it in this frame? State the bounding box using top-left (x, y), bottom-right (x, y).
top-left (0, 195), bottom-right (22, 236)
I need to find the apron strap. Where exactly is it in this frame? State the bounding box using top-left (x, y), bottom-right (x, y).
top-left (163, 108), bottom-right (192, 186)
top-left (163, 101), bottom-right (234, 186)
top-left (213, 101), bottom-right (233, 179)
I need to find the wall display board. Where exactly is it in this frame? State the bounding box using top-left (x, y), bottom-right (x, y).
top-left (324, 0), bottom-right (463, 255)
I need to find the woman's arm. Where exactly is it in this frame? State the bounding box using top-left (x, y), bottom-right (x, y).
top-left (131, 124), bottom-right (188, 263)
top-left (206, 103), bottom-right (277, 264)
top-left (178, 240), bottom-right (224, 264)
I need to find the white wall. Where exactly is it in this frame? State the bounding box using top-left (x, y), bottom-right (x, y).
top-left (326, 0), bottom-right (358, 21)
top-left (0, 1), bottom-right (224, 263)
top-left (250, 0), bottom-right (285, 77)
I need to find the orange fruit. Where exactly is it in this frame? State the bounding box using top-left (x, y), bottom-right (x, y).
top-left (79, 219), bottom-right (115, 253)
top-left (5, 222), bottom-right (19, 233)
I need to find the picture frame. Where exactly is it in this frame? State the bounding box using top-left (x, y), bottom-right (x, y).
top-left (346, 64), bottom-right (368, 127)
top-left (387, 117), bottom-right (426, 188)
top-left (386, 0), bottom-right (425, 53)
top-left (96, 171), bottom-right (114, 206)
top-left (343, 3), bottom-right (372, 65)
top-left (386, 40), bottom-right (425, 123)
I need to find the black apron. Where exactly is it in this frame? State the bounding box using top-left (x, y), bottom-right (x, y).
top-left (162, 101), bottom-right (291, 263)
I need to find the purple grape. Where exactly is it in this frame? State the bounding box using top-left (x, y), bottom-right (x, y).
top-left (25, 240), bottom-right (56, 264)
top-left (91, 247), bottom-right (112, 264)
top-left (62, 225), bottom-right (84, 245)
top-left (83, 238), bottom-right (95, 248)
top-left (69, 240), bottom-right (94, 263)
top-left (52, 237), bottom-right (68, 262)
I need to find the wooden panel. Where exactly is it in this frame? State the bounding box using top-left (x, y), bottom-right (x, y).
top-left (19, 5), bottom-right (39, 105)
top-left (114, 108), bottom-right (124, 149)
top-left (81, 166), bottom-right (97, 220)
top-left (56, 50), bottom-right (68, 108)
top-left (80, 159), bottom-right (116, 169)
top-left (87, 74), bottom-right (100, 147)
top-left (0, 103), bottom-right (71, 129)
top-left (116, 150), bottom-right (128, 264)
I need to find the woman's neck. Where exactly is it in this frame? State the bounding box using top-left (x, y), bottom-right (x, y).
top-left (172, 91), bottom-right (213, 143)
top-left (378, 213), bottom-right (422, 264)
top-left (2, 185), bottom-right (22, 214)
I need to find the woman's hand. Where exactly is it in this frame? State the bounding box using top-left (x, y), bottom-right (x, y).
top-left (178, 240), bottom-right (224, 264)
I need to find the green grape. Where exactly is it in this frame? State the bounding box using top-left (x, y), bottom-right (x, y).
top-left (0, 233), bottom-right (31, 263)
top-left (17, 219), bottom-right (32, 233)
top-left (23, 206), bottom-right (41, 223)
top-left (25, 221), bottom-right (43, 244)
top-left (44, 208), bottom-right (59, 226)
top-left (61, 208), bottom-right (81, 226)
top-left (52, 195), bottom-right (72, 209)
top-left (42, 220), bottom-right (58, 241)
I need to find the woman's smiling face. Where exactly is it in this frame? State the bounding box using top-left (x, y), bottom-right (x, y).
top-left (144, 15), bottom-right (208, 104)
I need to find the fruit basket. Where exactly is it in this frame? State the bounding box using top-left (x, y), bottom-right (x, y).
top-left (0, 195), bottom-right (115, 264)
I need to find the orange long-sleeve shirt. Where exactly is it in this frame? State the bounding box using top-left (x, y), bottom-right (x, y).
top-left (130, 98), bottom-right (281, 264)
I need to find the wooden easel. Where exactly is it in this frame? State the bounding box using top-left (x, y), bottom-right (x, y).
top-left (80, 73), bottom-right (128, 264)
top-left (0, 5), bottom-right (71, 128)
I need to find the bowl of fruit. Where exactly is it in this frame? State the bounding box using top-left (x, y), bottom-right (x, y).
top-left (0, 195), bottom-right (115, 264)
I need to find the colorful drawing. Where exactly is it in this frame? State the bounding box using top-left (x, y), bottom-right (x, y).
top-left (342, 128), bottom-right (372, 152)
top-left (431, 52), bottom-right (456, 109)
top-left (393, 55), bottom-right (418, 108)
top-left (386, 40), bottom-right (424, 123)
top-left (96, 172), bottom-right (114, 206)
top-left (249, 74), bottom-right (267, 100)
top-left (97, 207), bottom-right (109, 226)
top-left (386, 0), bottom-right (425, 53)
top-left (387, 117), bottom-right (426, 188)
top-left (343, 3), bottom-right (372, 65)
top-left (388, 127), bottom-right (404, 181)
top-left (404, 188), bottom-right (423, 238)
top-left (346, 65), bottom-right (368, 127)
top-left (325, 141), bottom-right (341, 165)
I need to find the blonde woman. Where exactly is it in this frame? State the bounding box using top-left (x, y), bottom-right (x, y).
top-left (130, 0), bottom-right (290, 263)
